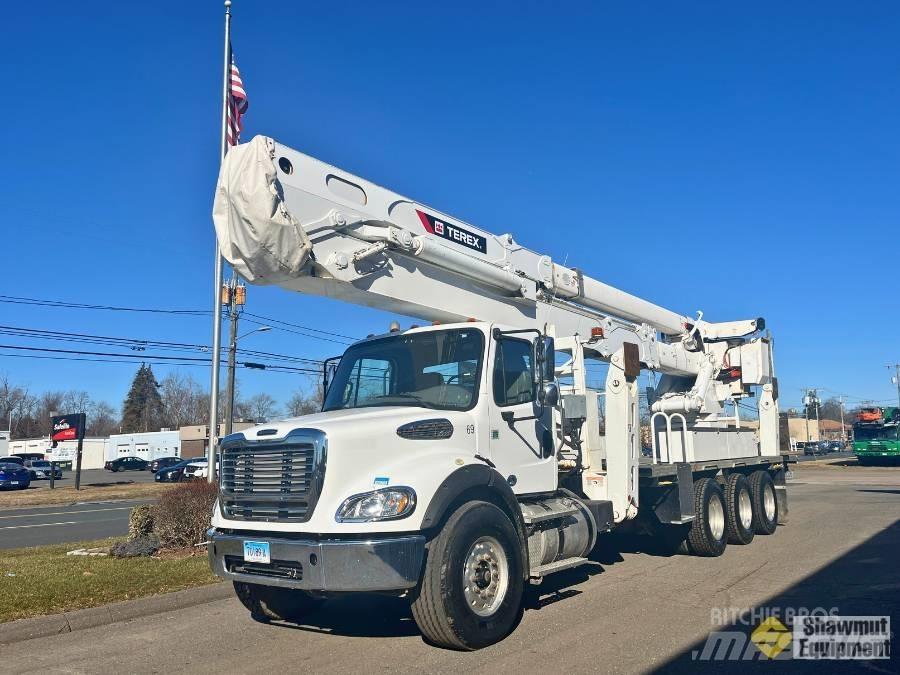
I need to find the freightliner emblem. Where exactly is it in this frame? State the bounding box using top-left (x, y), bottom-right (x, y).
top-left (416, 209), bottom-right (487, 254)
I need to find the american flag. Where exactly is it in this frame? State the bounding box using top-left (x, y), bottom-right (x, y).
top-left (226, 50), bottom-right (248, 146)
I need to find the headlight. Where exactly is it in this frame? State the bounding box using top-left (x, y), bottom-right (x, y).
top-left (336, 487), bottom-right (416, 523)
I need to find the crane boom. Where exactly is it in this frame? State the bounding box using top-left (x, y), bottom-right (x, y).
top-left (214, 136), bottom-right (763, 379)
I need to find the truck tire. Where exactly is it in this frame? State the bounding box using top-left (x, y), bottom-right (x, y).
top-left (411, 500), bottom-right (524, 650)
top-left (723, 473), bottom-right (755, 545)
top-left (686, 478), bottom-right (728, 557)
top-left (749, 470), bottom-right (778, 535)
top-left (233, 581), bottom-right (321, 623)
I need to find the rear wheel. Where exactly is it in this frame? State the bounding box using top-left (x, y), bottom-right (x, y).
top-left (233, 581), bottom-right (321, 623)
top-left (411, 500), bottom-right (524, 650)
top-left (749, 470), bottom-right (778, 535)
top-left (723, 474), bottom-right (755, 545)
top-left (686, 478), bottom-right (728, 557)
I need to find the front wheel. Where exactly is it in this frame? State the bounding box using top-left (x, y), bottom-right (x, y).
top-left (411, 500), bottom-right (524, 650)
top-left (233, 582), bottom-right (321, 623)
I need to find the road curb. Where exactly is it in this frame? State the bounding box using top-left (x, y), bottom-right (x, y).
top-left (0, 581), bottom-right (232, 645)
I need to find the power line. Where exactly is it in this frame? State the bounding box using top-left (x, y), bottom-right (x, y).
top-left (0, 294), bottom-right (358, 345)
top-left (0, 345), bottom-right (321, 376)
top-left (243, 311), bottom-right (358, 341)
top-left (0, 351), bottom-right (320, 376)
top-left (0, 294), bottom-right (210, 316)
top-left (0, 324), bottom-right (327, 367)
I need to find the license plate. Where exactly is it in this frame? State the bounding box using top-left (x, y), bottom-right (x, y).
top-left (243, 540), bottom-right (270, 564)
top-left (9, 481), bottom-right (18, 486)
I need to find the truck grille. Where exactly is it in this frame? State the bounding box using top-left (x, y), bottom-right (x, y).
top-left (219, 429), bottom-right (326, 523)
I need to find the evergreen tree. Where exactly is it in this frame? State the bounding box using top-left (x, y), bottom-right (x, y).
top-left (121, 364), bottom-right (165, 433)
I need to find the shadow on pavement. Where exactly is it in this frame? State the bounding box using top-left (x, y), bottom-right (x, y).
top-left (651, 519), bottom-right (900, 673)
top-left (268, 594), bottom-right (420, 639)
top-left (262, 530), bottom-right (679, 640)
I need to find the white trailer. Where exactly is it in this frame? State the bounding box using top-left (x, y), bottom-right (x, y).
top-left (207, 136), bottom-right (789, 650)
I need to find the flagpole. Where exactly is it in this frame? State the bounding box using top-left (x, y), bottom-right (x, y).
top-left (207, 0), bottom-right (232, 482)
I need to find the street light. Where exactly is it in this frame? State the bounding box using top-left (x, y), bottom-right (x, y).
top-left (224, 326), bottom-right (272, 435)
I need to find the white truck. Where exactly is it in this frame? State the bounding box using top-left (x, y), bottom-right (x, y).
top-left (207, 136), bottom-right (788, 650)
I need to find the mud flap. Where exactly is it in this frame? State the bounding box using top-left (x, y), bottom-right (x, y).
top-left (774, 455), bottom-right (790, 524)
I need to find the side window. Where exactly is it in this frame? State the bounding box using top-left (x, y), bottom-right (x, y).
top-left (493, 338), bottom-right (535, 407)
top-left (345, 357), bottom-right (393, 406)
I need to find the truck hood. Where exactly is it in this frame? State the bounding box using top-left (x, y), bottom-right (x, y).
top-left (216, 405), bottom-right (482, 534)
top-left (238, 406), bottom-right (448, 440)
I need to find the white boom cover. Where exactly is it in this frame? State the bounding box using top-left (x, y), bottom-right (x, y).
top-left (212, 136), bottom-right (312, 284)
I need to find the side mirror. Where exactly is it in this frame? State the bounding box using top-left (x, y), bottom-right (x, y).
top-left (540, 381), bottom-right (559, 407)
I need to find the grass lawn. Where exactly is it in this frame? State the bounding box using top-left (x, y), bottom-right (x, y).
top-left (0, 538), bottom-right (220, 623)
top-left (0, 483), bottom-right (170, 508)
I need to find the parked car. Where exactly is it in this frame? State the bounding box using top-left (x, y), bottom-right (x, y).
top-left (0, 461), bottom-right (31, 490)
top-left (148, 456), bottom-right (182, 473)
top-left (154, 457), bottom-right (202, 483)
top-left (817, 440), bottom-right (831, 454)
top-left (104, 456), bottom-right (149, 472)
top-left (801, 442), bottom-right (821, 456)
top-left (182, 458), bottom-right (211, 481)
top-left (24, 459), bottom-right (63, 480)
top-left (828, 440), bottom-right (845, 452)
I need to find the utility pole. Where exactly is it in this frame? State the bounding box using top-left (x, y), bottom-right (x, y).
top-left (888, 364), bottom-right (900, 410)
top-left (838, 394), bottom-right (846, 444)
top-left (223, 278), bottom-right (246, 436)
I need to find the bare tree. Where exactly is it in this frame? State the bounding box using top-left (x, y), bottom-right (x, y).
top-left (246, 392), bottom-right (279, 422)
top-left (87, 401), bottom-right (120, 436)
top-left (62, 390), bottom-right (92, 415)
top-left (159, 371), bottom-right (207, 428)
top-left (285, 377), bottom-right (325, 417)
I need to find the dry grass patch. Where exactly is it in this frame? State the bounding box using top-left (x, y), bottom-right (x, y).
top-left (0, 538), bottom-right (219, 623)
top-left (0, 482), bottom-right (169, 508)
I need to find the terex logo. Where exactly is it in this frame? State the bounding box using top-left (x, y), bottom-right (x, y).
top-left (416, 210), bottom-right (486, 254)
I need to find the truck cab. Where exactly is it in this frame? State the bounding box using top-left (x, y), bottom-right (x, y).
top-left (209, 321), bottom-right (572, 647)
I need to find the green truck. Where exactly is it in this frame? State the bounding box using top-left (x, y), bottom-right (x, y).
top-left (853, 407), bottom-right (900, 465)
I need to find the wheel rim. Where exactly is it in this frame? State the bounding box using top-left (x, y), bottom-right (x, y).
top-left (738, 488), bottom-right (753, 529)
top-left (462, 536), bottom-right (509, 617)
top-left (708, 495), bottom-right (725, 541)
top-left (764, 484), bottom-right (776, 521)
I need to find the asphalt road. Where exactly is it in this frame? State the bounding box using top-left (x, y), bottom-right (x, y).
top-left (19, 467), bottom-right (157, 490)
top-left (0, 500), bottom-right (150, 549)
top-left (4, 463), bottom-right (899, 673)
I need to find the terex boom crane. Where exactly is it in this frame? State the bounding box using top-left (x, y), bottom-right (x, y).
top-left (208, 136), bottom-right (788, 650)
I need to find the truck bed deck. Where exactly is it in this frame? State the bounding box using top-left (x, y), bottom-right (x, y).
top-left (637, 454), bottom-right (790, 480)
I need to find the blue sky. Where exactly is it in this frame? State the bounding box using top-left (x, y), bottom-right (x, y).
top-left (2, 1), bottom-right (899, 415)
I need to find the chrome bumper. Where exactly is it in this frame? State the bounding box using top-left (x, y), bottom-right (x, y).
top-left (207, 529), bottom-right (425, 592)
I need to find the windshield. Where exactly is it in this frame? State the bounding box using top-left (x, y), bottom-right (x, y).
top-left (31, 461), bottom-right (51, 468)
top-left (855, 425), bottom-right (899, 441)
top-left (323, 328), bottom-right (485, 412)
top-left (0, 463), bottom-right (22, 471)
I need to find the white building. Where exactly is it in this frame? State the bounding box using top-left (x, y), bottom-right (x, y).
top-left (106, 430), bottom-right (181, 462)
top-left (6, 437), bottom-right (108, 470)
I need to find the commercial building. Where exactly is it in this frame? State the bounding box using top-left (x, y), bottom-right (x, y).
top-left (106, 430), bottom-right (181, 462)
top-left (179, 421), bottom-right (255, 459)
top-left (6, 437), bottom-right (108, 470)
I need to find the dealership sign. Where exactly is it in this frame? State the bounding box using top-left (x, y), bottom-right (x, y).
top-left (51, 413), bottom-right (86, 445)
